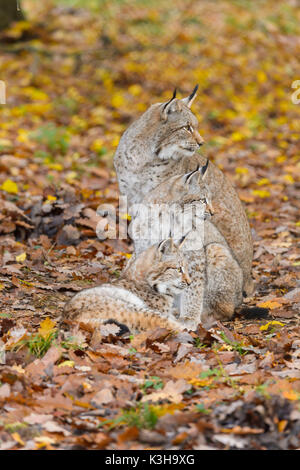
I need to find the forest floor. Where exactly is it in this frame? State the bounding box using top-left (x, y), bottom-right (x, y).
top-left (0, 0), bottom-right (299, 450)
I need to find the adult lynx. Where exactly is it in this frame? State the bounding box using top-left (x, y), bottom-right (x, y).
top-left (114, 87), bottom-right (253, 296)
top-left (62, 239), bottom-right (191, 333)
top-left (114, 86), bottom-right (203, 207)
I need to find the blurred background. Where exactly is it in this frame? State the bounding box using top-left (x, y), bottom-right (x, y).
top-left (0, 0), bottom-right (299, 172)
top-left (0, 0), bottom-right (299, 248)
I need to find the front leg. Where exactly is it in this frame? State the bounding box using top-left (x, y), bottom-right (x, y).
top-left (178, 251), bottom-right (206, 330)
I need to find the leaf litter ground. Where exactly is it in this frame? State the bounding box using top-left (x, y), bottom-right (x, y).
top-left (0, 0), bottom-right (299, 450)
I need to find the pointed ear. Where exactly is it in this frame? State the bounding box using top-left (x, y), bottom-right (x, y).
top-left (183, 165), bottom-right (201, 184)
top-left (161, 89), bottom-right (178, 120)
top-left (200, 159), bottom-right (209, 179)
top-left (157, 238), bottom-right (174, 256)
top-left (177, 233), bottom-right (189, 249)
top-left (181, 84), bottom-right (199, 108)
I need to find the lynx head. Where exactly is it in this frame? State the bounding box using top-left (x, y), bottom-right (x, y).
top-left (153, 85), bottom-right (204, 161)
top-left (170, 160), bottom-right (214, 217)
top-left (125, 237), bottom-right (191, 295)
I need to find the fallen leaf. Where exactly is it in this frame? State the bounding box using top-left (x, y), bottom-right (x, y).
top-left (142, 379), bottom-right (190, 403)
top-left (91, 388), bottom-right (114, 406)
top-left (1, 179), bottom-right (18, 194)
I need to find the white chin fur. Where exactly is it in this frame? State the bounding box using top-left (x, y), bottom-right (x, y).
top-left (157, 284), bottom-right (181, 295)
top-left (157, 283), bottom-right (167, 294)
top-left (158, 145), bottom-right (192, 161)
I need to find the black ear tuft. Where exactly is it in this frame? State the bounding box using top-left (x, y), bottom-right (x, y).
top-left (184, 165), bottom-right (201, 184)
top-left (158, 238), bottom-right (174, 254)
top-left (200, 159), bottom-right (209, 177)
top-left (162, 88), bottom-right (177, 112)
top-left (177, 232), bottom-right (190, 248)
top-left (189, 84), bottom-right (199, 102)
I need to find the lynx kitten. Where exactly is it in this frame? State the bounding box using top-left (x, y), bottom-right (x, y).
top-left (62, 238), bottom-right (191, 333)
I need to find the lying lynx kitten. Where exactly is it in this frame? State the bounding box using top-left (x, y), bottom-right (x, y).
top-left (62, 238), bottom-right (190, 333)
top-left (130, 163), bottom-right (243, 328)
top-left (114, 87), bottom-right (253, 296)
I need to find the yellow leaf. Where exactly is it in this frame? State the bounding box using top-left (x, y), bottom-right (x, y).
top-left (1, 179), bottom-right (18, 194)
top-left (15, 252), bottom-right (26, 263)
top-left (260, 321), bottom-right (284, 331)
top-left (46, 162), bottom-right (63, 171)
top-left (65, 171), bottom-right (77, 183)
top-left (5, 21), bottom-right (31, 38)
top-left (256, 178), bottom-right (270, 186)
top-left (188, 377), bottom-right (215, 388)
top-left (73, 399), bottom-right (93, 409)
top-left (128, 84), bottom-right (142, 96)
top-left (283, 174), bottom-right (294, 184)
top-left (252, 189), bottom-right (270, 198)
top-left (35, 436), bottom-right (56, 449)
top-left (235, 167), bottom-right (249, 175)
top-left (11, 432), bottom-right (24, 447)
top-left (278, 420), bottom-right (287, 433)
top-left (258, 301), bottom-right (282, 310)
top-left (23, 87), bottom-right (49, 101)
top-left (151, 403), bottom-right (185, 417)
top-left (282, 390), bottom-right (299, 401)
top-left (257, 70), bottom-right (267, 83)
top-left (38, 317), bottom-right (56, 338)
top-left (136, 102), bottom-right (147, 112)
top-left (71, 115), bottom-right (88, 130)
top-left (111, 92), bottom-right (125, 108)
top-left (58, 360), bottom-right (75, 368)
top-left (90, 138), bottom-right (104, 152)
top-left (43, 195), bottom-right (57, 205)
top-left (231, 131), bottom-right (244, 142)
top-left (111, 135), bottom-right (120, 147)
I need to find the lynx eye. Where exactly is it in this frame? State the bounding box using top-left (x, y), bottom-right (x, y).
top-left (178, 267), bottom-right (184, 273)
top-left (183, 125), bottom-right (193, 133)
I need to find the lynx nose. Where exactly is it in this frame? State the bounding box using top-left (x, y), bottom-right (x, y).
top-left (182, 271), bottom-right (192, 285)
top-left (194, 130), bottom-right (204, 147)
top-left (207, 203), bottom-right (214, 216)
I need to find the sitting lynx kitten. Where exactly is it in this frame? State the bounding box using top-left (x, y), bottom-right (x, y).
top-left (130, 163), bottom-right (243, 329)
top-left (114, 86), bottom-right (253, 296)
top-left (62, 239), bottom-right (191, 333)
top-left (129, 161), bottom-right (213, 255)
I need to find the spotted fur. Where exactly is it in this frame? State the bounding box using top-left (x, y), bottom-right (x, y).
top-left (130, 166), bottom-right (243, 329)
top-left (114, 89), bottom-right (253, 295)
top-left (62, 239), bottom-right (191, 333)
